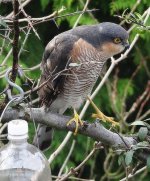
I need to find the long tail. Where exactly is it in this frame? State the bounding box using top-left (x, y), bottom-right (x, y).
top-left (33, 124), bottom-right (54, 151)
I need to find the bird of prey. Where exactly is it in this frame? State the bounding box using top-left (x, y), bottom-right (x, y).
top-left (33, 22), bottom-right (129, 150)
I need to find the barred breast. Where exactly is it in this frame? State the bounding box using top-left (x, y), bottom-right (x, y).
top-left (62, 58), bottom-right (105, 108)
top-left (50, 42), bottom-right (108, 113)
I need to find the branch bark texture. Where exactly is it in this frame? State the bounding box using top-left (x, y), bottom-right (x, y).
top-left (3, 107), bottom-right (136, 149)
top-left (11, 0), bottom-right (19, 82)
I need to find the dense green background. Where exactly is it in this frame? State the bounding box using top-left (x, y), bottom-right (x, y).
top-left (0, 0), bottom-right (150, 180)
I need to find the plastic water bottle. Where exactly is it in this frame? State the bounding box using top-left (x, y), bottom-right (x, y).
top-left (0, 119), bottom-right (52, 181)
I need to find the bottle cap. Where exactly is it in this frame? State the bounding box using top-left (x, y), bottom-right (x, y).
top-left (8, 119), bottom-right (28, 140)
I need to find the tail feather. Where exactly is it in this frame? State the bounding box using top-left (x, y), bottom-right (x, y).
top-left (33, 124), bottom-right (54, 151)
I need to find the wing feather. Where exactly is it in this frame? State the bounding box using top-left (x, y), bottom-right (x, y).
top-left (38, 34), bottom-right (79, 107)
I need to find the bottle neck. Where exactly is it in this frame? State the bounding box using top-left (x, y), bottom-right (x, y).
top-left (9, 138), bottom-right (28, 147)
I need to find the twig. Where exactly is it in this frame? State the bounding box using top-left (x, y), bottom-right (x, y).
top-left (57, 144), bottom-right (99, 181)
top-left (0, 31), bottom-right (8, 55)
top-left (58, 140), bottom-right (76, 177)
top-left (120, 166), bottom-right (146, 181)
top-left (113, 128), bottom-right (130, 149)
top-left (120, 0), bottom-right (142, 25)
top-left (79, 0), bottom-right (98, 23)
top-left (26, 97), bottom-right (39, 106)
top-left (48, 131), bottom-right (73, 164)
top-left (124, 81), bottom-right (150, 121)
top-left (134, 46), bottom-right (150, 78)
top-left (5, 6), bottom-right (65, 23)
top-left (138, 109), bottom-right (150, 121)
top-left (121, 54), bottom-right (143, 116)
top-left (0, 49), bottom-right (12, 67)
top-left (24, 67), bottom-right (69, 96)
top-left (0, 30), bottom-right (32, 79)
top-left (73, 0), bottom-right (90, 28)
top-left (6, 0), bottom-right (32, 19)
top-left (136, 82), bottom-right (150, 119)
top-left (125, 167), bottom-right (129, 181)
top-left (18, 0), bottom-right (40, 39)
top-left (0, 123), bottom-right (8, 134)
top-left (18, 27), bottom-right (31, 58)
top-left (52, 175), bottom-right (94, 181)
top-left (23, 63), bottom-right (41, 71)
top-left (106, 68), bottom-right (121, 119)
top-left (0, 98), bottom-right (17, 123)
top-left (5, 9), bottom-right (98, 24)
top-left (21, 9), bottom-right (99, 31)
top-left (128, 7), bottom-right (150, 33)
top-left (0, 33), bottom-right (12, 43)
top-left (103, 153), bottom-right (124, 179)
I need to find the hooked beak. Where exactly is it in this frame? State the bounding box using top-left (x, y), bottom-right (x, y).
top-left (123, 41), bottom-right (130, 51)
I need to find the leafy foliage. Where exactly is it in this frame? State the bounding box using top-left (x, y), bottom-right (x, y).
top-left (52, 0), bottom-right (98, 26)
top-left (110, 0), bottom-right (136, 15)
top-left (0, 0), bottom-right (150, 180)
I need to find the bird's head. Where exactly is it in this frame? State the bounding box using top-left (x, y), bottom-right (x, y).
top-left (97, 22), bottom-right (129, 57)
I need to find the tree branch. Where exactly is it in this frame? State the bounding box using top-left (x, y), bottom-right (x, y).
top-left (2, 107), bottom-right (136, 149)
top-left (11, 0), bottom-right (20, 82)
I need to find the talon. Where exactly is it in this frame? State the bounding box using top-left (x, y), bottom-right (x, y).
top-left (67, 109), bottom-right (83, 135)
top-left (87, 96), bottom-right (119, 126)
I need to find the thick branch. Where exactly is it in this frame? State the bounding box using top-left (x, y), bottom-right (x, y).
top-left (2, 107), bottom-right (136, 149)
top-left (11, 0), bottom-right (20, 82)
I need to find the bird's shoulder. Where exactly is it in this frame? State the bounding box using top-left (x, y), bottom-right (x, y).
top-left (70, 38), bottom-right (99, 61)
top-left (41, 33), bottom-right (99, 72)
top-left (41, 34), bottom-right (78, 72)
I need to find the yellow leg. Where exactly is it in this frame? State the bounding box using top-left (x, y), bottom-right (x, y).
top-left (87, 96), bottom-right (119, 126)
top-left (67, 109), bottom-right (83, 135)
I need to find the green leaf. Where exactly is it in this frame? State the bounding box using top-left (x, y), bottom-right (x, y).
top-left (147, 156), bottom-right (150, 172)
top-left (137, 141), bottom-right (149, 147)
top-left (118, 154), bottom-right (125, 166)
top-left (138, 127), bottom-right (148, 141)
top-left (125, 150), bottom-right (134, 166)
top-left (131, 120), bottom-right (146, 126)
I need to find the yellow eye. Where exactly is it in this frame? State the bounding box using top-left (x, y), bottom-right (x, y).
top-left (113, 37), bottom-right (121, 44)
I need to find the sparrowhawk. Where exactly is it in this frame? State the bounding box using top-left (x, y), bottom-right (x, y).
top-left (33, 22), bottom-right (129, 150)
